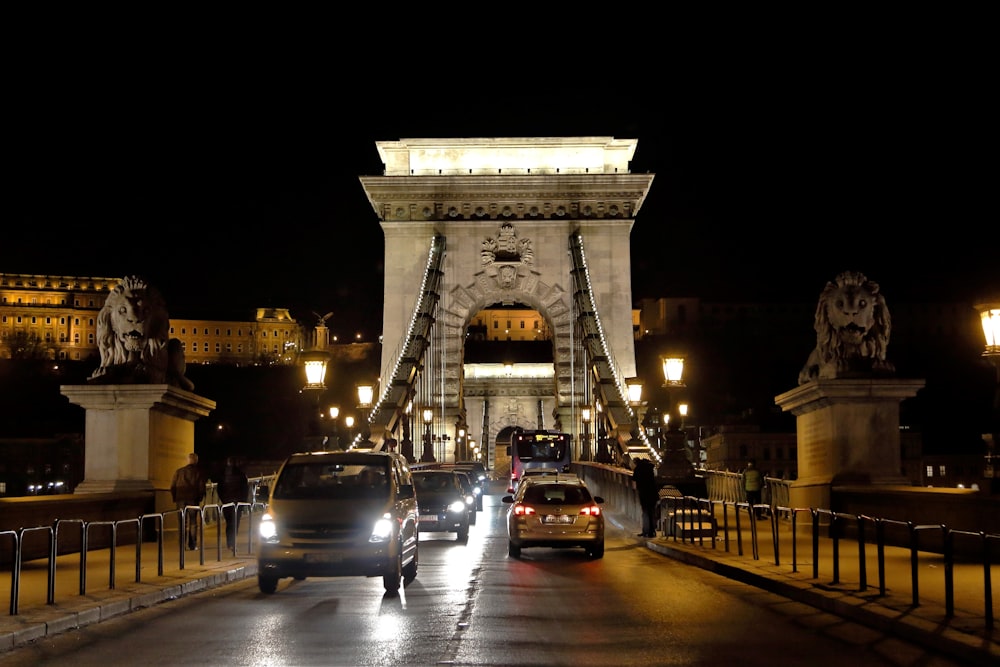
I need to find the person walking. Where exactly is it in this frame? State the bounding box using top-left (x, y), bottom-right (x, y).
top-left (171, 452), bottom-right (206, 550)
top-left (218, 455), bottom-right (249, 550)
top-left (743, 459), bottom-right (763, 520)
top-left (632, 458), bottom-right (659, 537)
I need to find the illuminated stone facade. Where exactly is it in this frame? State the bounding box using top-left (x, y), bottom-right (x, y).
top-left (0, 274), bottom-right (302, 365)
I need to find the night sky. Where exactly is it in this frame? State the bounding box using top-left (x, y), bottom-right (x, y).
top-left (6, 29), bottom-right (997, 343)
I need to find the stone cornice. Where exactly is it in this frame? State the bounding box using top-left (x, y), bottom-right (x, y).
top-left (359, 173), bottom-right (654, 221)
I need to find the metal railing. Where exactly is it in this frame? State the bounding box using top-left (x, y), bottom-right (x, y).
top-left (1, 475), bottom-right (275, 616)
top-left (658, 494), bottom-right (999, 631)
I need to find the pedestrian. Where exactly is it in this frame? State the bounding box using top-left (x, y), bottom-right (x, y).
top-left (218, 455), bottom-right (249, 550)
top-left (743, 459), bottom-right (763, 520)
top-left (632, 458), bottom-right (659, 537)
top-left (170, 452), bottom-right (206, 550)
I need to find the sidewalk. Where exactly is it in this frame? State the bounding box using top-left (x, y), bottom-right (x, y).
top-left (639, 511), bottom-right (999, 666)
top-left (0, 528), bottom-right (258, 654)
top-left (2, 508), bottom-right (998, 665)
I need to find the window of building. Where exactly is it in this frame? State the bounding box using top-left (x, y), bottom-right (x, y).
top-left (493, 321), bottom-right (498, 329)
top-left (519, 320), bottom-right (525, 329)
top-left (926, 465), bottom-right (934, 478)
top-left (215, 343), bottom-right (221, 352)
top-left (60, 317), bottom-right (65, 325)
top-left (16, 316), bottom-right (22, 324)
top-left (31, 317), bottom-right (37, 324)
top-left (181, 328), bottom-right (186, 334)
top-left (262, 331), bottom-right (267, 337)
top-left (215, 328), bottom-right (220, 335)
top-left (88, 318), bottom-right (94, 326)
top-left (193, 328), bottom-right (198, 334)
top-left (45, 317), bottom-right (51, 324)
top-left (74, 318), bottom-right (80, 326)
top-left (170, 326), bottom-right (175, 334)
top-left (74, 333), bottom-right (80, 344)
top-left (237, 344), bottom-right (243, 353)
top-left (226, 343), bottom-right (232, 352)
top-left (938, 465), bottom-right (946, 477)
top-left (227, 328), bottom-right (232, 336)
top-left (88, 333), bottom-right (94, 344)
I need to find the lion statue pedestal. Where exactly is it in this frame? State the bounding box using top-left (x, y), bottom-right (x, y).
top-left (776, 271), bottom-right (925, 511)
top-left (775, 379), bottom-right (924, 510)
top-left (60, 384), bottom-right (216, 511)
top-left (61, 275), bottom-right (214, 512)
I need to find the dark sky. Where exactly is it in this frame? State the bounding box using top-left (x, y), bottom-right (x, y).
top-left (6, 31), bottom-right (997, 341)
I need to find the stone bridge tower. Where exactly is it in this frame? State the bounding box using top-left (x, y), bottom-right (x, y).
top-left (359, 137), bottom-right (655, 463)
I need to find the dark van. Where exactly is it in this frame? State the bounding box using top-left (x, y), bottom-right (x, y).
top-left (256, 450), bottom-right (419, 594)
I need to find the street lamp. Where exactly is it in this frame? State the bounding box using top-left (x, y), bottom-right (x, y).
top-left (420, 408), bottom-right (435, 462)
top-left (344, 415), bottom-right (355, 445)
top-left (660, 355), bottom-right (686, 428)
top-left (328, 405), bottom-right (340, 449)
top-left (458, 427), bottom-right (466, 461)
top-left (581, 407), bottom-right (592, 461)
top-left (401, 399), bottom-right (414, 463)
top-left (975, 299), bottom-right (1000, 492)
top-left (357, 382), bottom-right (374, 444)
top-left (658, 354), bottom-right (694, 482)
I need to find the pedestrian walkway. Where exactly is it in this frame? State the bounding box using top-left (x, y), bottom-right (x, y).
top-left (0, 527), bottom-right (259, 654)
top-left (637, 511), bottom-right (999, 667)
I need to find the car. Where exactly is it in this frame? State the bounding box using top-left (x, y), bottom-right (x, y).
top-left (412, 469), bottom-right (471, 541)
top-left (255, 450), bottom-right (419, 594)
top-left (441, 462), bottom-right (488, 510)
top-left (501, 476), bottom-right (605, 559)
top-left (452, 468), bottom-right (483, 526)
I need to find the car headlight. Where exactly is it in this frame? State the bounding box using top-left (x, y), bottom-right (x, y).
top-left (472, 487), bottom-right (482, 496)
top-left (448, 500), bottom-right (467, 514)
top-left (259, 512), bottom-right (277, 540)
top-left (370, 514), bottom-right (394, 542)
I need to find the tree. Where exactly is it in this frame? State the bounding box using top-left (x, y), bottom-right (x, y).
top-left (6, 331), bottom-right (51, 360)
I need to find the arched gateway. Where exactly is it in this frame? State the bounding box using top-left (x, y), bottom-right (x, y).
top-left (359, 137), bottom-right (656, 470)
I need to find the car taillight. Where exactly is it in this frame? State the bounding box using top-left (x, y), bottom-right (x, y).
top-left (580, 505), bottom-right (601, 516)
top-left (513, 505), bottom-right (536, 516)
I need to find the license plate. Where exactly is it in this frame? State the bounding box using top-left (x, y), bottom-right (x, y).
top-left (543, 514), bottom-right (574, 524)
top-left (305, 552), bottom-right (342, 563)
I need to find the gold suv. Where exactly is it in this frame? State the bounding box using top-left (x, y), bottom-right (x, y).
top-left (501, 476), bottom-right (605, 559)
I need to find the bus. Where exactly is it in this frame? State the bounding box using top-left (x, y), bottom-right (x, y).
top-left (507, 430), bottom-right (573, 492)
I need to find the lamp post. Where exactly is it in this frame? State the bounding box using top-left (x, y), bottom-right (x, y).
top-left (975, 300), bottom-right (1000, 493)
top-left (420, 408), bottom-right (436, 462)
top-left (344, 415), bottom-right (355, 445)
top-left (357, 382), bottom-right (374, 445)
top-left (328, 405), bottom-right (340, 449)
top-left (626, 377), bottom-right (645, 441)
top-left (299, 314), bottom-right (333, 451)
top-left (457, 427), bottom-right (466, 461)
top-left (401, 399), bottom-right (414, 463)
top-left (581, 407), bottom-right (592, 461)
top-left (658, 354), bottom-right (694, 482)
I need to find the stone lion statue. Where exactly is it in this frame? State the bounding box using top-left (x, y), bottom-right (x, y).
top-left (87, 275), bottom-right (194, 391)
top-left (797, 271), bottom-right (895, 384)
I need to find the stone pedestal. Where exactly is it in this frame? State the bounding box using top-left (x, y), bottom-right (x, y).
top-left (775, 378), bottom-right (924, 511)
top-left (60, 384), bottom-right (216, 511)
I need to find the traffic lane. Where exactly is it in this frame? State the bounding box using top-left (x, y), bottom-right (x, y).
top-left (1, 492), bottom-right (965, 667)
top-left (0, 516), bottom-right (492, 666)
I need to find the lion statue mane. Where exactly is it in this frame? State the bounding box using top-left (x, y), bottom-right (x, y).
top-left (87, 275), bottom-right (194, 391)
top-left (797, 271), bottom-right (895, 384)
